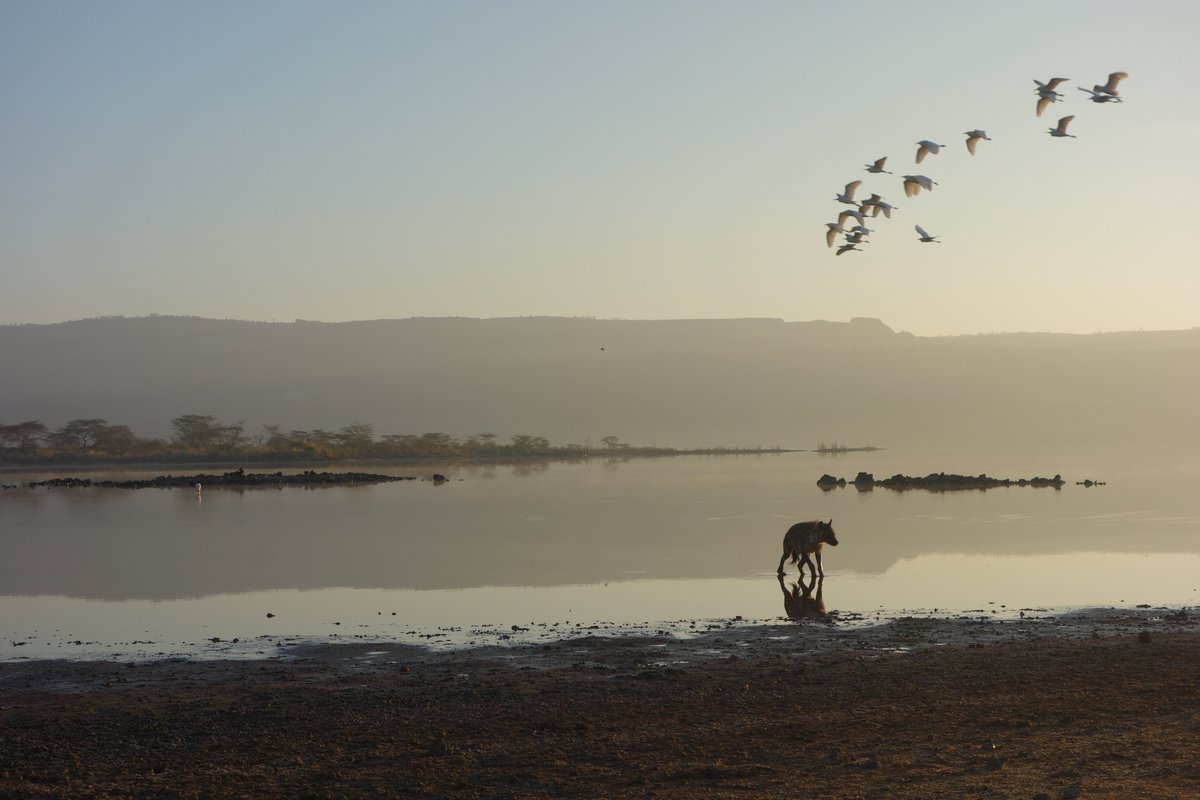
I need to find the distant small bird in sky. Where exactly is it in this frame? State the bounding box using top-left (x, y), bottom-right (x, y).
top-left (915, 224), bottom-right (940, 243)
top-left (835, 242), bottom-right (861, 256)
top-left (964, 129), bottom-right (992, 155)
top-left (901, 175), bottom-right (938, 197)
top-left (915, 140), bottom-right (945, 164)
top-left (825, 222), bottom-right (845, 248)
top-left (864, 156), bottom-right (891, 174)
top-left (1048, 115), bottom-right (1076, 138)
top-left (835, 180), bottom-right (863, 205)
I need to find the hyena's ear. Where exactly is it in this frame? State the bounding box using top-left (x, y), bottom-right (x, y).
top-left (827, 519), bottom-right (833, 527)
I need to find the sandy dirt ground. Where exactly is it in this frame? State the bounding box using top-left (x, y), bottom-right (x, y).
top-left (1, 608), bottom-right (1198, 799)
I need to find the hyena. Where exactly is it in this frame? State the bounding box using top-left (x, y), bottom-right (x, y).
top-left (777, 519), bottom-right (838, 578)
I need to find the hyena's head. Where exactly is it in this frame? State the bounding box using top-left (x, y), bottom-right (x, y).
top-left (821, 519), bottom-right (839, 546)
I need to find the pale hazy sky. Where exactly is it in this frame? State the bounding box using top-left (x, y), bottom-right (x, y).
top-left (2, 1), bottom-right (1197, 335)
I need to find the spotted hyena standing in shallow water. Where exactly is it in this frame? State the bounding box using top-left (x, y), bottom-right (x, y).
top-left (777, 519), bottom-right (838, 578)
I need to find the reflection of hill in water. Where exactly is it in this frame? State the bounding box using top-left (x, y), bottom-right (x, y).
top-left (4, 467), bottom-right (1199, 601)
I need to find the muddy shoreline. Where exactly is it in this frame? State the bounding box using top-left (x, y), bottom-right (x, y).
top-left (3, 608), bottom-right (1197, 798)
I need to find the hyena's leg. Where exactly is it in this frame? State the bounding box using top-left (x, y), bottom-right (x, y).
top-left (777, 549), bottom-right (790, 575)
top-left (797, 553), bottom-right (814, 578)
top-left (815, 550), bottom-right (824, 578)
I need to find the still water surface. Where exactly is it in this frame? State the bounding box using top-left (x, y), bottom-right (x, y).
top-left (3, 448), bottom-right (1198, 660)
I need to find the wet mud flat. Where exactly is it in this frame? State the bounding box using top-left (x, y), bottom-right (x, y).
top-left (2, 608), bottom-right (1197, 799)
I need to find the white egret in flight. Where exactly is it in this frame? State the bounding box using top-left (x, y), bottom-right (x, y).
top-left (915, 140), bottom-right (945, 164)
top-left (859, 193), bottom-right (897, 219)
top-left (1089, 71), bottom-right (1127, 97)
top-left (1048, 115), bottom-right (1076, 138)
top-left (837, 207), bottom-right (866, 229)
top-left (914, 225), bottom-right (940, 243)
top-left (964, 129), bottom-right (992, 155)
top-left (864, 157), bottom-right (891, 174)
top-left (1034, 77), bottom-right (1069, 116)
top-left (1078, 86), bottom-right (1123, 103)
top-left (835, 180), bottom-right (863, 205)
top-left (901, 175), bottom-right (938, 197)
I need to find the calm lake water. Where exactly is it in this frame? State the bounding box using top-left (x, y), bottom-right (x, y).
top-left (3, 447), bottom-right (1198, 660)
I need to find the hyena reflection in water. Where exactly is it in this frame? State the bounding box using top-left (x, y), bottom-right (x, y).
top-left (776, 519), bottom-right (838, 578)
top-left (777, 572), bottom-right (827, 620)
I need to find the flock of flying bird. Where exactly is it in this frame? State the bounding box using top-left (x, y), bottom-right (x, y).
top-left (826, 71), bottom-right (1128, 255)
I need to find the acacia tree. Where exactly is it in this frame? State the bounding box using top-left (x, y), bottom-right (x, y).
top-left (259, 424), bottom-right (289, 450)
top-left (418, 432), bottom-right (456, 455)
top-left (94, 423), bottom-right (138, 455)
top-left (49, 418), bottom-right (111, 451)
top-left (170, 414), bottom-right (224, 450)
top-left (219, 421), bottom-right (245, 449)
top-left (0, 420), bottom-right (48, 452)
top-left (336, 423), bottom-right (375, 457)
top-left (510, 434), bottom-right (551, 453)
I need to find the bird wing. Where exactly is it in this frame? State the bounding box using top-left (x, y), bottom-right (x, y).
top-left (915, 225), bottom-right (929, 239)
top-left (874, 157), bottom-right (887, 170)
top-left (1059, 115), bottom-right (1074, 132)
top-left (1104, 71), bottom-right (1128, 93)
top-left (1036, 96), bottom-right (1050, 117)
top-left (966, 136), bottom-right (978, 156)
top-left (880, 204), bottom-right (892, 219)
top-left (915, 145), bottom-right (927, 164)
top-left (826, 227), bottom-right (837, 248)
top-left (1046, 77), bottom-right (1069, 90)
top-left (844, 180), bottom-right (862, 198)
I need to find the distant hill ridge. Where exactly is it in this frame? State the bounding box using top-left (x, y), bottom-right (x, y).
top-left (2, 315), bottom-right (1198, 448)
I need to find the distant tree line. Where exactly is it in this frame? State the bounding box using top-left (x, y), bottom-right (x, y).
top-left (0, 415), bottom-right (678, 463)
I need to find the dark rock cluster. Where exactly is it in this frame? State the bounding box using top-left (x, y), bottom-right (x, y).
top-left (819, 471), bottom-right (1065, 491)
top-left (28, 468), bottom-right (417, 490)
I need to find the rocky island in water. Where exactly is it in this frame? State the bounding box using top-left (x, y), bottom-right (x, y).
top-left (818, 471), bottom-right (1066, 491)
top-left (25, 468), bottom-right (420, 490)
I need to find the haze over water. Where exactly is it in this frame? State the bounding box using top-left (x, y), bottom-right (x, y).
top-left (3, 447), bottom-right (1197, 660)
